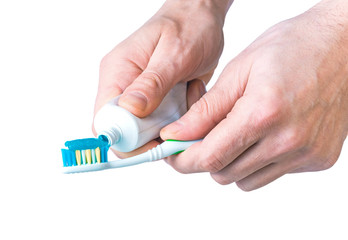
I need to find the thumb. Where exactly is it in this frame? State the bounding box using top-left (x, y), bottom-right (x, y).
top-left (117, 37), bottom-right (189, 118)
top-left (118, 32), bottom-right (205, 117)
top-left (118, 69), bottom-right (176, 118)
top-left (161, 82), bottom-right (235, 141)
top-left (161, 58), bottom-right (248, 141)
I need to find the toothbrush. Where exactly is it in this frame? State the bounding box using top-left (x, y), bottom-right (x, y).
top-left (61, 139), bottom-right (201, 174)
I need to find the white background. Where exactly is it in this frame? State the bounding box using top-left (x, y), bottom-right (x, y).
top-left (0, 0), bottom-right (347, 239)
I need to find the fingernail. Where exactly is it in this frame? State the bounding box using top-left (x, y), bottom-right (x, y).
top-left (122, 92), bottom-right (147, 111)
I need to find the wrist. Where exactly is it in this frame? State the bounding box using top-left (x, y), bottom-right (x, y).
top-left (306, 1), bottom-right (348, 101)
top-left (308, 0), bottom-right (348, 51)
top-left (159, 0), bottom-right (233, 25)
top-left (199, 0), bottom-right (234, 17)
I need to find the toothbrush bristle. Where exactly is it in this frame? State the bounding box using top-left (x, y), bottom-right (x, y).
top-left (61, 138), bottom-right (109, 167)
top-left (76, 150), bottom-right (81, 165)
top-left (96, 147), bottom-right (101, 163)
top-left (86, 149), bottom-right (91, 164)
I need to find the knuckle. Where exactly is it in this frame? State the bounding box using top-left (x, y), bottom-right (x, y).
top-left (198, 152), bottom-right (225, 173)
top-left (190, 96), bottom-right (209, 114)
top-left (140, 71), bottom-right (167, 94)
top-left (99, 54), bottom-right (112, 71)
top-left (308, 146), bottom-right (339, 171)
top-left (159, 16), bottom-right (180, 32)
top-left (279, 127), bottom-right (309, 153)
top-left (190, 96), bottom-right (220, 124)
top-left (259, 104), bottom-right (282, 127)
top-left (319, 157), bottom-right (337, 170)
top-left (252, 98), bottom-right (283, 131)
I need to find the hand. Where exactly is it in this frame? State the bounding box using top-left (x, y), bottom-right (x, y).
top-left (93, 0), bottom-right (231, 158)
top-left (161, 1), bottom-right (348, 191)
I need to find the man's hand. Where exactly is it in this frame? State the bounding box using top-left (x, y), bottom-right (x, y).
top-left (93, 0), bottom-right (232, 158)
top-left (161, 1), bottom-right (348, 191)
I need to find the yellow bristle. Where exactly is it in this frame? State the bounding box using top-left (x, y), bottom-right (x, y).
top-left (75, 150), bottom-right (81, 165)
top-left (86, 149), bottom-right (91, 164)
top-left (95, 147), bottom-right (101, 163)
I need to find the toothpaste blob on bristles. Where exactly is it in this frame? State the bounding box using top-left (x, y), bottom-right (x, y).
top-left (61, 138), bottom-right (109, 167)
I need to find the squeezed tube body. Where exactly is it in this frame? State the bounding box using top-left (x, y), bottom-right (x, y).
top-left (93, 82), bottom-right (187, 152)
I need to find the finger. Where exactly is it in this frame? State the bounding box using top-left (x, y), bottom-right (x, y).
top-left (164, 96), bottom-right (270, 174)
top-left (186, 79), bottom-right (206, 109)
top-left (235, 155), bottom-right (303, 191)
top-left (210, 132), bottom-right (293, 185)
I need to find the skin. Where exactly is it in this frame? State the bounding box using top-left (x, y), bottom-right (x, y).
top-left (94, 0), bottom-right (348, 191)
top-left (94, 0), bottom-right (231, 157)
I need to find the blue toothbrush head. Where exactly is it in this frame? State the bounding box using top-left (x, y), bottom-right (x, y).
top-left (61, 138), bottom-right (109, 167)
